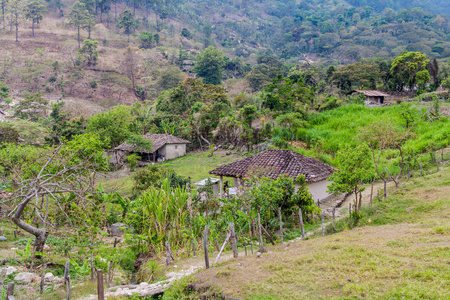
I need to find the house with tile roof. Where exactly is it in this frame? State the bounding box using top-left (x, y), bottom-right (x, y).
top-left (209, 149), bottom-right (334, 201)
top-left (113, 134), bottom-right (190, 165)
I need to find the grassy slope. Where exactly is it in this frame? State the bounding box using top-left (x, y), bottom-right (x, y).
top-left (99, 150), bottom-right (244, 196)
top-left (189, 167), bottom-right (450, 299)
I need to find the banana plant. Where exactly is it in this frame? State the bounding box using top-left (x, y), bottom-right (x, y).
top-left (70, 259), bottom-right (91, 281)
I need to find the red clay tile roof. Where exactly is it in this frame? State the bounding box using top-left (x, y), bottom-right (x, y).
top-left (354, 90), bottom-right (391, 97)
top-left (209, 149), bottom-right (333, 183)
top-left (115, 134), bottom-right (190, 153)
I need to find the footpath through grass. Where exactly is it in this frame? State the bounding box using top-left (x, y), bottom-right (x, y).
top-left (178, 166), bottom-right (450, 300)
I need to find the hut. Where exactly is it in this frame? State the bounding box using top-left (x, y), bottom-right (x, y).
top-left (351, 90), bottom-right (391, 104)
top-left (113, 134), bottom-right (190, 165)
top-left (209, 149), bottom-right (334, 201)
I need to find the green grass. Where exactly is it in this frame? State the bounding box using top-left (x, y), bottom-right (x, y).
top-left (162, 150), bottom-right (243, 184)
top-left (99, 150), bottom-right (243, 197)
top-left (183, 166), bottom-right (450, 299)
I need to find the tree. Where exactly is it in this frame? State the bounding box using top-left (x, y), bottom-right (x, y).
top-left (86, 105), bottom-right (133, 147)
top-left (8, 0), bottom-right (22, 42)
top-left (24, 0), bottom-right (46, 37)
top-left (118, 9), bottom-right (137, 42)
top-left (1, 134), bottom-right (108, 255)
top-left (328, 144), bottom-right (373, 213)
top-left (77, 39), bottom-right (98, 66)
top-left (68, 1), bottom-right (89, 49)
top-left (391, 51), bottom-right (430, 93)
top-left (192, 46), bottom-right (225, 85)
top-left (276, 112), bottom-right (307, 141)
top-left (139, 31), bottom-right (153, 49)
top-left (14, 92), bottom-right (48, 121)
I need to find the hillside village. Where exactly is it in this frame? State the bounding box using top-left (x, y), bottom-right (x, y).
top-left (0, 0), bottom-right (450, 299)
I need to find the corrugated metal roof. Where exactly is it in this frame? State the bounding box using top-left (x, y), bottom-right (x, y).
top-left (354, 90), bottom-right (391, 97)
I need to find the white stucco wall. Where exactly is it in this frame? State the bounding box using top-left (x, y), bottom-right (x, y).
top-left (307, 180), bottom-right (333, 202)
top-left (158, 144), bottom-right (187, 160)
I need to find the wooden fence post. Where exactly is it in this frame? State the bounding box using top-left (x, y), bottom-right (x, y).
top-left (7, 282), bottom-right (14, 297)
top-left (213, 231), bottom-right (231, 266)
top-left (257, 212), bottom-right (264, 253)
top-left (321, 212), bottom-right (325, 236)
top-left (317, 199), bottom-right (320, 208)
top-left (278, 207), bottom-right (283, 243)
top-left (348, 202), bottom-right (352, 215)
top-left (97, 269), bottom-right (104, 300)
top-left (40, 262), bottom-right (46, 294)
top-left (298, 208), bottom-right (304, 240)
top-left (332, 207), bottom-right (336, 231)
top-left (230, 223), bottom-right (238, 258)
top-left (204, 225), bottom-right (209, 269)
top-left (165, 241), bottom-right (172, 266)
top-left (64, 260), bottom-right (70, 300)
top-left (377, 190), bottom-right (380, 202)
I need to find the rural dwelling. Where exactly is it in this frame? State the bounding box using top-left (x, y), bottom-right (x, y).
top-left (209, 149), bottom-right (334, 201)
top-left (195, 178), bottom-right (221, 199)
top-left (351, 90), bottom-right (391, 104)
top-left (113, 134), bottom-right (190, 166)
top-left (0, 109), bottom-right (5, 122)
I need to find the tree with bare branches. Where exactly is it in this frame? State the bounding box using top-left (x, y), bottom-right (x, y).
top-left (0, 133), bottom-right (108, 255)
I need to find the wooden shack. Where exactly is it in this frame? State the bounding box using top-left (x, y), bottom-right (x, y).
top-left (352, 90), bottom-right (391, 104)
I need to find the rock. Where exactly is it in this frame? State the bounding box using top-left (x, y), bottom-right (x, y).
top-left (15, 272), bottom-right (37, 284)
top-left (44, 272), bottom-right (55, 282)
top-left (237, 263), bottom-right (242, 266)
top-left (228, 145), bottom-right (234, 150)
top-left (43, 244), bottom-right (50, 250)
top-left (0, 236), bottom-right (7, 241)
top-left (226, 151), bottom-right (231, 156)
top-left (345, 278), bottom-right (352, 282)
top-left (256, 252), bottom-right (262, 258)
top-left (111, 223), bottom-right (127, 237)
top-left (1, 266), bottom-right (17, 276)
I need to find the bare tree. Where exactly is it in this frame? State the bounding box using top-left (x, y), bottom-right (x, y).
top-left (1, 135), bottom-right (107, 255)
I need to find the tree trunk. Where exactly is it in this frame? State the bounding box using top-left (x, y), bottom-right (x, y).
top-left (77, 25), bottom-right (80, 49)
top-left (257, 212), bottom-right (264, 253)
top-left (15, 19), bottom-right (18, 42)
top-left (32, 20), bottom-right (35, 37)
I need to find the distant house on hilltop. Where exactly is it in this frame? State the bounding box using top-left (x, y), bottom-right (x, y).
top-left (113, 134), bottom-right (190, 165)
top-left (209, 149), bottom-right (334, 201)
top-left (351, 90), bottom-right (391, 104)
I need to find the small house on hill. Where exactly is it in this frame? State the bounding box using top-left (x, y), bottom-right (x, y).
top-left (0, 109), bottom-right (5, 122)
top-left (209, 149), bottom-right (334, 201)
top-left (351, 90), bottom-right (391, 104)
top-left (113, 134), bottom-right (190, 165)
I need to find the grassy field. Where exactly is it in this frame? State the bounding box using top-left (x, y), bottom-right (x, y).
top-left (179, 165), bottom-right (450, 299)
top-left (99, 150), bottom-right (244, 196)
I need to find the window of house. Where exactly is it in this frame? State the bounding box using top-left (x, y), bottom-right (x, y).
top-left (175, 145), bottom-right (178, 150)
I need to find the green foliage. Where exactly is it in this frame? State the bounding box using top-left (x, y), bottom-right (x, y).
top-left (139, 31), bottom-right (153, 49)
top-left (24, 0), bottom-right (46, 35)
top-left (0, 123), bottom-right (19, 144)
top-left (328, 144), bottom-right (374, 211)
top-left (118, 9), bottom-right (138, 40)
top-left (69, 258), bottom-right (91, 280)
top-left (132, 164), bottom-right (190, 195)
top-left (157, 67), bottom-right (184, 91)
top-left (192, 46), bottom-right (225, 85)
top-left (86, 105), bottom-right (132, 147)
top-left (77, 39), bottom-right (99, 66)
top-left (391, 51), bottom-right (430, 91)
top-left (126, 154), bottom-right (141, 171)
top-left (13, 92), bottom-right (48, 122)
top-left (181, 28), bottom-right (192, 39)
